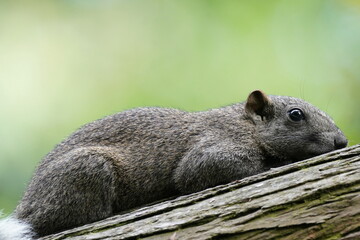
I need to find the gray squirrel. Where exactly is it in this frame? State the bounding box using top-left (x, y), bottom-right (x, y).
top-left (0, 90), bottom-right (347, 239)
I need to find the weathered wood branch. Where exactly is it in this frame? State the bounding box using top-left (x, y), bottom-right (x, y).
top-left (42, 144), bottom-right (360, 240)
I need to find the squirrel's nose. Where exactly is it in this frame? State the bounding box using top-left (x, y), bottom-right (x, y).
top-left (334, 134), bottom-right (348, 149)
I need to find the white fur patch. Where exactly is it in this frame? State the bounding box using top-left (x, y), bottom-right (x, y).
top-left (0, 213), bottom-right (34, 240)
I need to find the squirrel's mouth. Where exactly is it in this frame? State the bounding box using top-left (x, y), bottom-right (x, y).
top-left (306, 132), bottom-right (348, 157)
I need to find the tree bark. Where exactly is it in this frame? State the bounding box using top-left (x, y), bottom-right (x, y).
top-left (42, 144), bottom-right (360, 240)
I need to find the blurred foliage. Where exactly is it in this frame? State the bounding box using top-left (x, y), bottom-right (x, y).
top-left (0, 0), bottom-right (359, 215)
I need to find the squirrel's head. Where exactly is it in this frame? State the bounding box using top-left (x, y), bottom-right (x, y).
top-left (245, 90), bottom-right (347, 162)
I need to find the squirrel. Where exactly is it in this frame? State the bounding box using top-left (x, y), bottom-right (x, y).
top-left (0, 90), bottom-right (347, 239)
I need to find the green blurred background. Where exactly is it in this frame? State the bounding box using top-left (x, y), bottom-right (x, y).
top-left (1, 0), bottom-right (359, 215)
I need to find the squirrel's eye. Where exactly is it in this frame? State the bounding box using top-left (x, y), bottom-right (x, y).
top-left (288, 108), bottom-right (305, 122)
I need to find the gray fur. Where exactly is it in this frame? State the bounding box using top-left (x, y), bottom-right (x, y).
top-left (12, 90), bottom-right (347, 237)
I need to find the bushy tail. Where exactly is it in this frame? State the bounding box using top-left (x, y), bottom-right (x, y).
top-left (0, 213), bottom-right (34, 240)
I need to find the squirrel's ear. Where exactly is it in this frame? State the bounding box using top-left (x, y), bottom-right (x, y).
top-left (245, 90), bottom-right (274, 120)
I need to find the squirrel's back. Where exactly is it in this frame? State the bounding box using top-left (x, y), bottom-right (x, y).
top-left (45, 105), bottom-right (246, 164)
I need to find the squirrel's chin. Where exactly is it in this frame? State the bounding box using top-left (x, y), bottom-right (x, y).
top-left (305, 146), bottom-right (335, 159)
top-left (287, 146), bottom-right (335, 162)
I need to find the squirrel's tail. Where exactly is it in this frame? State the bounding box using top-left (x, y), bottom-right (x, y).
top-left (0, 213), bottom-right (34, 240)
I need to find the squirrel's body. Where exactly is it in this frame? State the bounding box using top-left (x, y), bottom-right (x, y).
top-left (1, 90), bottom-right (348, 239)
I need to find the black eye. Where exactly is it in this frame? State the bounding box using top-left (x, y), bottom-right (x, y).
top-left (288, 108), bottom-right (305, 122)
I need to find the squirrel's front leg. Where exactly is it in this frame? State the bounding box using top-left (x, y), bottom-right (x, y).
top-left (174, 141), bottom-right (266, 194)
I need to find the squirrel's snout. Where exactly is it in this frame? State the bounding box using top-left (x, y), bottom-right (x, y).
top-left (334, 134), bottom-right (348, 150)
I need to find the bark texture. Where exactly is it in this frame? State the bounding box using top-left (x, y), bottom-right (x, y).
top-left (42, 144), bottom-right (360, 240)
